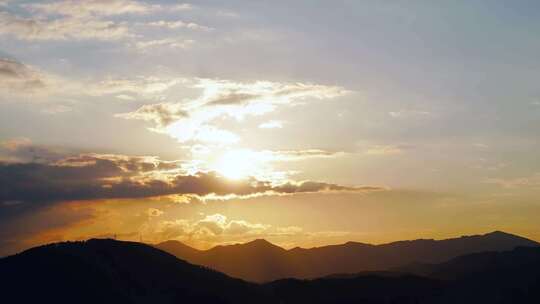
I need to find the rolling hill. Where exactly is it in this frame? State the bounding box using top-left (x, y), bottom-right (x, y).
top-left (0, 238), bottom-right (270, 304)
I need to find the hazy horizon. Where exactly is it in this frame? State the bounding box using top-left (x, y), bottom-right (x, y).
top-left (2, 0), bottom-right (540, 256)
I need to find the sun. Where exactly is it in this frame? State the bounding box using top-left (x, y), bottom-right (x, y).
top-left (215, 149), bottom-right (257, 180)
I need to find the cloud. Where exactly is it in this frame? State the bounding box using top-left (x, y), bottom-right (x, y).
top-left (153, 213), bottom-right (275, 242)
top-left (365, 145), bottom-right (411, 155)
top-left (146, 20), bottom-right (212, 31)
top-left (267, 149), bottom-right (344, 161)
top-left (0, 1), bottom-right (196, 42)
top-left (169, 4), bottom-right (193, 11)
top-left (118, 78), bottom-right (349, 143)
top-left (24, 0), bottom-right (163, 17)
top-left (0, 58), bottom-right (47, 93)
top-left (134, 38), bottom-right (195, 51)
top-left (0, 11), bottom-right (132, 41)
top-left (116, 103), bottom-right (188, 128)
top-left (0, 148), bottom-right (383, 211)
top-left (0, 59), bottom-right (185, 101)
top-left (259, 120), bottom-right (284, 129)
top-left (485, 173), bottom-right (540, 188)
top-left (146, 208), bottom-right (164, 217)
top-left (88, 76), bottom-right (185, 97)
top-left (194, 214), bottom-right (270, 236)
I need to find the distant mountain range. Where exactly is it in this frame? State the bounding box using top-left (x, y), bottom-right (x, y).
top-left (1, 233), bottom-right (540, 303)
top-left (155, 231), bottom-right (538, 282)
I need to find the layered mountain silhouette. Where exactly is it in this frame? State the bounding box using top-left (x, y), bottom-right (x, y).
top-left (156, 231), bottom-right (538, 282)
top-left (2, 236), bottom-right (540, 303)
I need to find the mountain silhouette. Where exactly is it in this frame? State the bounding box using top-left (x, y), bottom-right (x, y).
top-left (156, 231), bottom-right (539, 282)
top-left (2, 237), bottom-right (540, 303)
top-left (0, 238), bottom-right (270, 304)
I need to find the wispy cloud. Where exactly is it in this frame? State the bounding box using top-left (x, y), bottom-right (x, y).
top-left (0, 59), bottom-right (186, 102)
top-left (365, 145), bottom-right (410, 155)
top-left (134, 38), bottom-right (195, 51)
top-left (24, 0), bottom-right (163, 17)
top-left (0, 58), bottom-right (46, 93)
top-left (0, 11), bottom-right (132, 41)
top-left (117, 78), bottom-right (349, 144)
top-left (485, 173), bottom-right (540, 188)
top-left (146, 20), bottom-right (212, 31)
top-left (1, 1), bottom-right (194, 41)
top-left (116, 103), bottom-right (188, 128)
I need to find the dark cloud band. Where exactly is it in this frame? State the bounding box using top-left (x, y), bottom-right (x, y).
top-left (0, 153), bottom-right (382, 205)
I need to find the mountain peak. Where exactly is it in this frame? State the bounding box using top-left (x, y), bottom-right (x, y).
top-left (157, 239), bottom-right (196, 249)
top-left (481, 230), bottom-right (539, 244)
top-left (245, 239), bottom-right (280, 248)
top-left (154, 240), bottom-right (200, 259)
top-left (484, 230), bottom-right (512, 237)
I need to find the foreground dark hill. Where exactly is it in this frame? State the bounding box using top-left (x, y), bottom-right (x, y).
top-left (156, 231), bottom-right (539, 282)
top-left (0, 239), bottom-right (269, 304)
top-left (417, 246), bottom-right (540, 303)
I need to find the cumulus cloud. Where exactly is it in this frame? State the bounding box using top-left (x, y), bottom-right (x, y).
top-left (118, 78), bottom-right (349, 144)
top-left (153, 213), bottom-right (275, 242)
top-left (143, 213), bottom-right (310, 248)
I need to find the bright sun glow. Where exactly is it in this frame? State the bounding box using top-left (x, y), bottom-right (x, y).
top-left (215, 149), bottom-right (259, 180)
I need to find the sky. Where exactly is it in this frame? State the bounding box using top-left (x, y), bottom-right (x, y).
top-left (1, 0), bottom-right (540, 256)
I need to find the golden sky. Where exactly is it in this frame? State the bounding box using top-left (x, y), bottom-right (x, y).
top-left (1, 0), bottom-right (540, 256)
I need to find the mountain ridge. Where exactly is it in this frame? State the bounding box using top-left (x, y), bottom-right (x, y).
top-left (155, 231), bottom-right (539, 282)
top-left (3, 239), bottom-right (540, 303)
top-left (158, 230), bottom-right (538, 253)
